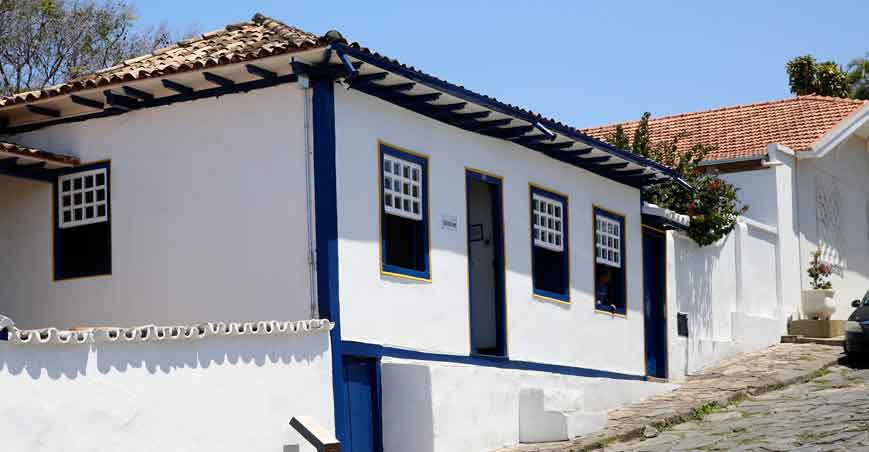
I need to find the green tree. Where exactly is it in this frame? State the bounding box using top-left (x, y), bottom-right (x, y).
top-left (813, 61), bottom-right (850, 98)
top-left (606, 124), bottom-right (630, 150)
top-left (605, 113), bottom-right (747, 247)
top-left (786, 55), bottom-right (817, 95)
top-left (631, 112), bottom-right (652, 158)
top-left (0, 0), bottom-right (193, 96)
top-left (785, 54), bottom-right (851, 98)
top-left (845, 54), bottom-right (869, 100)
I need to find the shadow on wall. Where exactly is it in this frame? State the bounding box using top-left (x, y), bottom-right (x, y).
top-left (0, 333), bottom-right (329, 380)
top-left (673, 235), bottom-right (728, 373)
top-left (381, 362), bottom-right (434, 452)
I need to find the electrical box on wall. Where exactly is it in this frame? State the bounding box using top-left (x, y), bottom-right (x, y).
top-left (677, 313), bottom-right (689, 337)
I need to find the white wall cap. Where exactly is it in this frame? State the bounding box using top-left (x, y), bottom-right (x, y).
top-left (4, 318), bottom-right (333, 345)
top-left (737, 216), bottom-right (778, 235)
top-left (642, 202), bottom-right (691, 227)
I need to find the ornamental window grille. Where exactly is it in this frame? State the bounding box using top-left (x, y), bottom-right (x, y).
top-left (815, 175), bottom-right (844, 271)
top-left (532, 193), bottom-right (564, 252)
top-left (595, 214), bottom-right (622, 268)
top-left (58, 168), bottom-right (108, 228)
top-left (383, 154), bottom-right (422, 221)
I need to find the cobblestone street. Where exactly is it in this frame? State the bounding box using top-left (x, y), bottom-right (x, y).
top-left (606, 360), bottom-right (869, 452)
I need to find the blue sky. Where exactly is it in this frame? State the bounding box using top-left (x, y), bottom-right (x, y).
top-left (136, 0), bottom-right (868, 127)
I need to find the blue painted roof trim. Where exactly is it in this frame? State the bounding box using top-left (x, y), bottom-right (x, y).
top-left (342, 340), bottom-right (647, 381)
top-left (332, 43), bottom-right (691, 190)
top-left (0, 157), bottom-right (58, 182)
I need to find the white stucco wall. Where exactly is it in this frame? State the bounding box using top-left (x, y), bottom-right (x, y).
top-left (666, 220), bottom-right (784, 379)
top-left (722, 168), bottom-right (777, 226)
top-left (796, 136), bottom-right (869, 319)
top-left (0, 84), bottom-right (313, 328)
top-left (379, 357), bottom-right (675, 452)
top-left (333, 87), bottom-right (646, 375)
top-left (0, 330), bottom-right (334, 452)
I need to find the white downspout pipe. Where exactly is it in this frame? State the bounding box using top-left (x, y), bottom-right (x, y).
top-left (297, 72), bottom-right (319, 319)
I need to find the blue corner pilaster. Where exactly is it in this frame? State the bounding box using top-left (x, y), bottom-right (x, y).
top-left (311, 76), bottom-right (346, 442)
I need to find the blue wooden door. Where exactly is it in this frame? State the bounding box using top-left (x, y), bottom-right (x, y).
top-left (643, 228), bottom-right (668, 379)
top-left (342, 358), bottom-right (381, 452)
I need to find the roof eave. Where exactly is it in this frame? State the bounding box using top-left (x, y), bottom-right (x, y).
top-left (797, 102), bottom-right (869, 160)
top-left (330, 43), bottom-right (690, 190)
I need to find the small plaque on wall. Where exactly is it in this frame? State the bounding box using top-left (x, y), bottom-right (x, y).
top-left (441, 214), bottom-right (458, 231)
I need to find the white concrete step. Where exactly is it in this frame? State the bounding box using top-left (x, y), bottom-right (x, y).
top-left (518, 387), bottom-right (607, 443)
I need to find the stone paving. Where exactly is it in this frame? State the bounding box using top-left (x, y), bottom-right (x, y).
top-left (499, 343), bottom-right (843, 452)
top-left (605, 361), bottom-right (869, 451)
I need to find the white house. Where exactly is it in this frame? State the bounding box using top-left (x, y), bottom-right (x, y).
top-left (585, 95), bottom-right (869, 377)
top-left (0, 14), bottom-right (695, 452)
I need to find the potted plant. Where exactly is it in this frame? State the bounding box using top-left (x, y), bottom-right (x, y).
top-left (802, 250), bottom-right (836, 320)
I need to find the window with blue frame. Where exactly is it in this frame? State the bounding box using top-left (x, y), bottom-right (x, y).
top-left (54, 162), bottom-right (112, 280)
top-left (380, 143), bottom-right (430, 280)
top-left (530, 186), bottom-right (569, 302)
top-left (594, 207), bottom-right (626, 315)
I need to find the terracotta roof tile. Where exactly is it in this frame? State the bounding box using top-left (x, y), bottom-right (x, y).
top-left (0, 141), bottom-right (79, 166)
top-left (0, 13), bottom-right (325, 107)
top-left (581, 96), bottom-right (867, 162)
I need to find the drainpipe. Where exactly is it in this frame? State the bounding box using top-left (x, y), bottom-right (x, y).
top-left (297, 70), bottom-right (319, 319)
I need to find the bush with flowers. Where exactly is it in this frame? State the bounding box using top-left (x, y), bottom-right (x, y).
top-left (807, 250), bottom-right (833, 290)
top-left (606, 112), bottom-right (748, 246)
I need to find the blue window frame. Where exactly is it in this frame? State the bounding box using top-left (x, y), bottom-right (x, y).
top-left (594, 207), bottom-right (627, 315)
top-left (379, 142), bottom-right (430, 281)
top-left (54, 161), bottom-right (112, 280)
top-left (530, 185), bottom-right (569, 302)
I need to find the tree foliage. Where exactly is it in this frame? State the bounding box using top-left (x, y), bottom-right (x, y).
top-left (845, 54), bottom-right (869, 100)
top-left (785, 54), bottom-right (853, 99)
top-left (605, 113), bottom-right (747, 247)
top-left (0, 0), bottom-right (192, 96)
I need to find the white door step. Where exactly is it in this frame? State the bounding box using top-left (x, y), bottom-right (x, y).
top-left (518, 388), bottom-right (608, 443)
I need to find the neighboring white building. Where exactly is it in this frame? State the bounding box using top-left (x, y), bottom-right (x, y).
top-left (585, 95), bottom-right (869, 377)
top-left (0, 13), bottom-right (690, 452)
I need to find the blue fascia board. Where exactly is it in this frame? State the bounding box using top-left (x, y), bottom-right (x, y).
top-left (0, 162), bottom-right (56, 182)
top-left (2, 74), bottom-right (298, 135)
top-left (332, 43), bottom-right (690, 190)
top-left (310, 76), bottom-right (347, 443)
top-left (342, 340), bottom-right (646, 381)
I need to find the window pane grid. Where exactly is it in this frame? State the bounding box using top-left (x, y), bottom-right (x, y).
top-left (58, 168), bottom-right (108, 229)
top-left (532, 193), bottom-right (564, 252)
top-left (595, 214), bottom-right (622, 268)
top-left (383, 154), bottom-right (423, 221)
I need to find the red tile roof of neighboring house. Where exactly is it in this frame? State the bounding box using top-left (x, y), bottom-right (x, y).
top-left (0, 141), bottom-right (79, 166)
top-left (581, 96), bottom-right (867, 162)
top-left (0, 13), bottom-right (325, 107)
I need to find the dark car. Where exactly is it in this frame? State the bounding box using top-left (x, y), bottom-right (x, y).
top-left (844, 290), bottom-right (869, 358)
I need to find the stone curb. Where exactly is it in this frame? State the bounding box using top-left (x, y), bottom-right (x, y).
top-left (570, 356), bottom-right (843, 452)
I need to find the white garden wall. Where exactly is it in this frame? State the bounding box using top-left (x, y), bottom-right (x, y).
top-left (379, 357), bottom-right (675, 452)
top-left (0, 84), bottom-right (313, 328)
top-left (333, 86), bottom-right (646, 375)
top-left (666, 218), bottom-right (785, 379)
top-left (0, 328), bottom-right (334, 452)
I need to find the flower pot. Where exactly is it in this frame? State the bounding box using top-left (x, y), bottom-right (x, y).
top-left (801, 289), bottom-right (836, 320)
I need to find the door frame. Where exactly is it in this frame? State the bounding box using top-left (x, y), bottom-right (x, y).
top-left (465, 168), bottom-right (508, 358)
top-left (642, 225), bottom-right (668, 379)
top-left (341, 356), bottom-right (384, 452)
